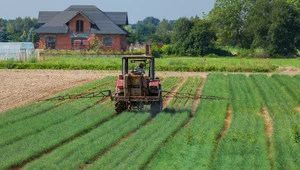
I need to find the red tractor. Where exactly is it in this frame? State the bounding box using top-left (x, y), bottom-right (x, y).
top-left (114, 56), bottom-right (162, 114)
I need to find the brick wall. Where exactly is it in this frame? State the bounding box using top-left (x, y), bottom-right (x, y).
top-left (39, 34), bottom-right (127, 51)
top-left (88, 35), bottom-right (127, 51)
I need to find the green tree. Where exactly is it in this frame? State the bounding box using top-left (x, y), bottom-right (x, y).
top-left (141, 17), bottom-right (160, 26)
top-left (245, 0), bottom-right (272, 49)
top-left (136, 22), bottom-right (156, 42)
top-left (186, 19), bottom-right (216, 56)
top-left (124, 25), bottom-right (139, 44)
top-left (267, 0), bottom-right (300, 56)
top-left (209, 0), bottom-right (254, 48)
top-left (171, 17), bottom-right (194, 55)
top-left (6, 23), bottom-right (14, 34)
top-left (0, 28), bottom-right (8, 42)
top-left (152, 19), bottom-right (172, 44)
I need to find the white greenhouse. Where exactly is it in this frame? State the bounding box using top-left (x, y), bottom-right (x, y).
top-left (0, 42), bottom-right (35, 61)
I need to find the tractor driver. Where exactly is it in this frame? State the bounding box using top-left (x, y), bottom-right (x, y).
top-left (137, 63), bottom-right (145, 74)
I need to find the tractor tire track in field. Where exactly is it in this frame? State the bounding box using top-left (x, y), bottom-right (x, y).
top-left (191, 77), bottom-right (206, 115)
top-left (296, 107), bottom-right (300, 115)
top-left (17, 103), bottom-right (115, 170)
top-left (261, 107), bottom-right (274, 169)
top-left (210, 106), bottom-right (233, 164)
top-left (218, 106), bottom-right (233, 141)
top-left (163, 77), bottom-right (186, 110)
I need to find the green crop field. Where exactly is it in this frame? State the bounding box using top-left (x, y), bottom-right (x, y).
top-left (3, 56), bottom-right (300, 72)
top-left (0, 74), bottom-right (300, 170)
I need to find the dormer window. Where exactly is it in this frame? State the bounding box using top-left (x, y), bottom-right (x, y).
top-left (76, 20), bottom-right (84, 32)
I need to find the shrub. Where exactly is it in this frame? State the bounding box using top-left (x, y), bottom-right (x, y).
top-left (28, 56), bottom-right (38, 63)
top-left (4, 58), bottom-right (15, 69)
top-left (151, 44), bottom-right (162, 58)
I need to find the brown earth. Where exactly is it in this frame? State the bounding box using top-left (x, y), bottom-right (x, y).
top-left (261, 107), bottom-right (274, 167)
top-left (218, 107), bottom-right (233, 141)
top-left (191, 77), bottom-right (206, 115)
top-left (296, 107), bottom-right (300, 115)
top-left (262, 107), bottom-right (273, 139)
top-left (0, 70), bottom-right (117, 113)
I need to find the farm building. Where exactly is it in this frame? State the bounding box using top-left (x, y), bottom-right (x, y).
top-left (0, 42), bottom-right (35, 61)
top-left (34, 5), bottom-right (129, 51)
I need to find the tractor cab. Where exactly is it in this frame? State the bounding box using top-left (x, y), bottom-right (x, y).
top-left (114, 56), bottom-right (162, 114)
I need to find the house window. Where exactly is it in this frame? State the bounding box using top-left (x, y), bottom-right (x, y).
top-left (76, 20), bottom-right (84, 32)
top-left (46, 37), bottom-right (56, 49)
top-left (103, 37), bottom-right (113, 46)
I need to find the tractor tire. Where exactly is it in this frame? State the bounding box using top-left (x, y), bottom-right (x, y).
top-left (151, 101), bottom-right (162, 116)
top-left (115, 101), bottom-right (126, 114)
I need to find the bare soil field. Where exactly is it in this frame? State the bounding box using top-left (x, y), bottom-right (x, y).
top-left (0, 69), bottom-right (298, 113)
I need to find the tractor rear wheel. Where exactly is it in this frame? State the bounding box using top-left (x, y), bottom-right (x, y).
top-left (115, 101), bottom-right (126, 114)
top-left (151, 90), bottom-right (162, 116)
top-left (151, 100), bottom-right (162, 116)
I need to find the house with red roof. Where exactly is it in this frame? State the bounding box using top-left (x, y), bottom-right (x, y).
top-left (34, 5), bottom-right (129, 51)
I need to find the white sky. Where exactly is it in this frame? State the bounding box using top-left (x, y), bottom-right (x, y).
top-left (0, 0), bottom-right (215, 23)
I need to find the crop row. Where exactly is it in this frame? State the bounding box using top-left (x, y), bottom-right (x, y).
top-left (0, 76), bottom-right (116, 128)
top-left (0, 79), bottom-right (117, 147)
top-left (86, 77), bottom-right (201, 169)
top-left (8, 76), bottom-right (182, 169)
top-left (146, 74), bottom-right (230, 169)
top-left (212, 75), bottom-right (270, 169)
top-left (169, 76), bottom-right (202, 109)
top-left (160, 76), bottom-right (182, 92)
top-left (250, 75), bottom-right (300, 169)
top-left (23, 112), bottom-right (151, 170)
top-left (88, 112), bottom-right (189, 170)
top-left (0, 101), bottom-right (115, 169)
top-left (272, 74), bottom-right (300, 104)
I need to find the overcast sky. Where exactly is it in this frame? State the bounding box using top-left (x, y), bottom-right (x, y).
top-left (1, 0), bottom-right (215, 24)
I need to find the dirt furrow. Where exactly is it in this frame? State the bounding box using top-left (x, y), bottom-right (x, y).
top-left (218, 106), bottom-right (233, 141)
top-left (162, 77), bottom-right (186, 110)
top-left (296, 107), bottom-right (300, 115)
top-left (261, 107), bottom-right (274, 168)
top-left (191, 77), bottom-right (206, 115)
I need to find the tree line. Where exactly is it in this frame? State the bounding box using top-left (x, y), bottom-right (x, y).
top-left (1, 0), bottom-right (300, 57)
top-left (0, 17), bottom-right (38, 42)
top-left (126, 0), bottom-right (300, 57)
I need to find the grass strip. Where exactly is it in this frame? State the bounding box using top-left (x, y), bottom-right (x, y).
top-left (23, 112), bottom-right (150, 170)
